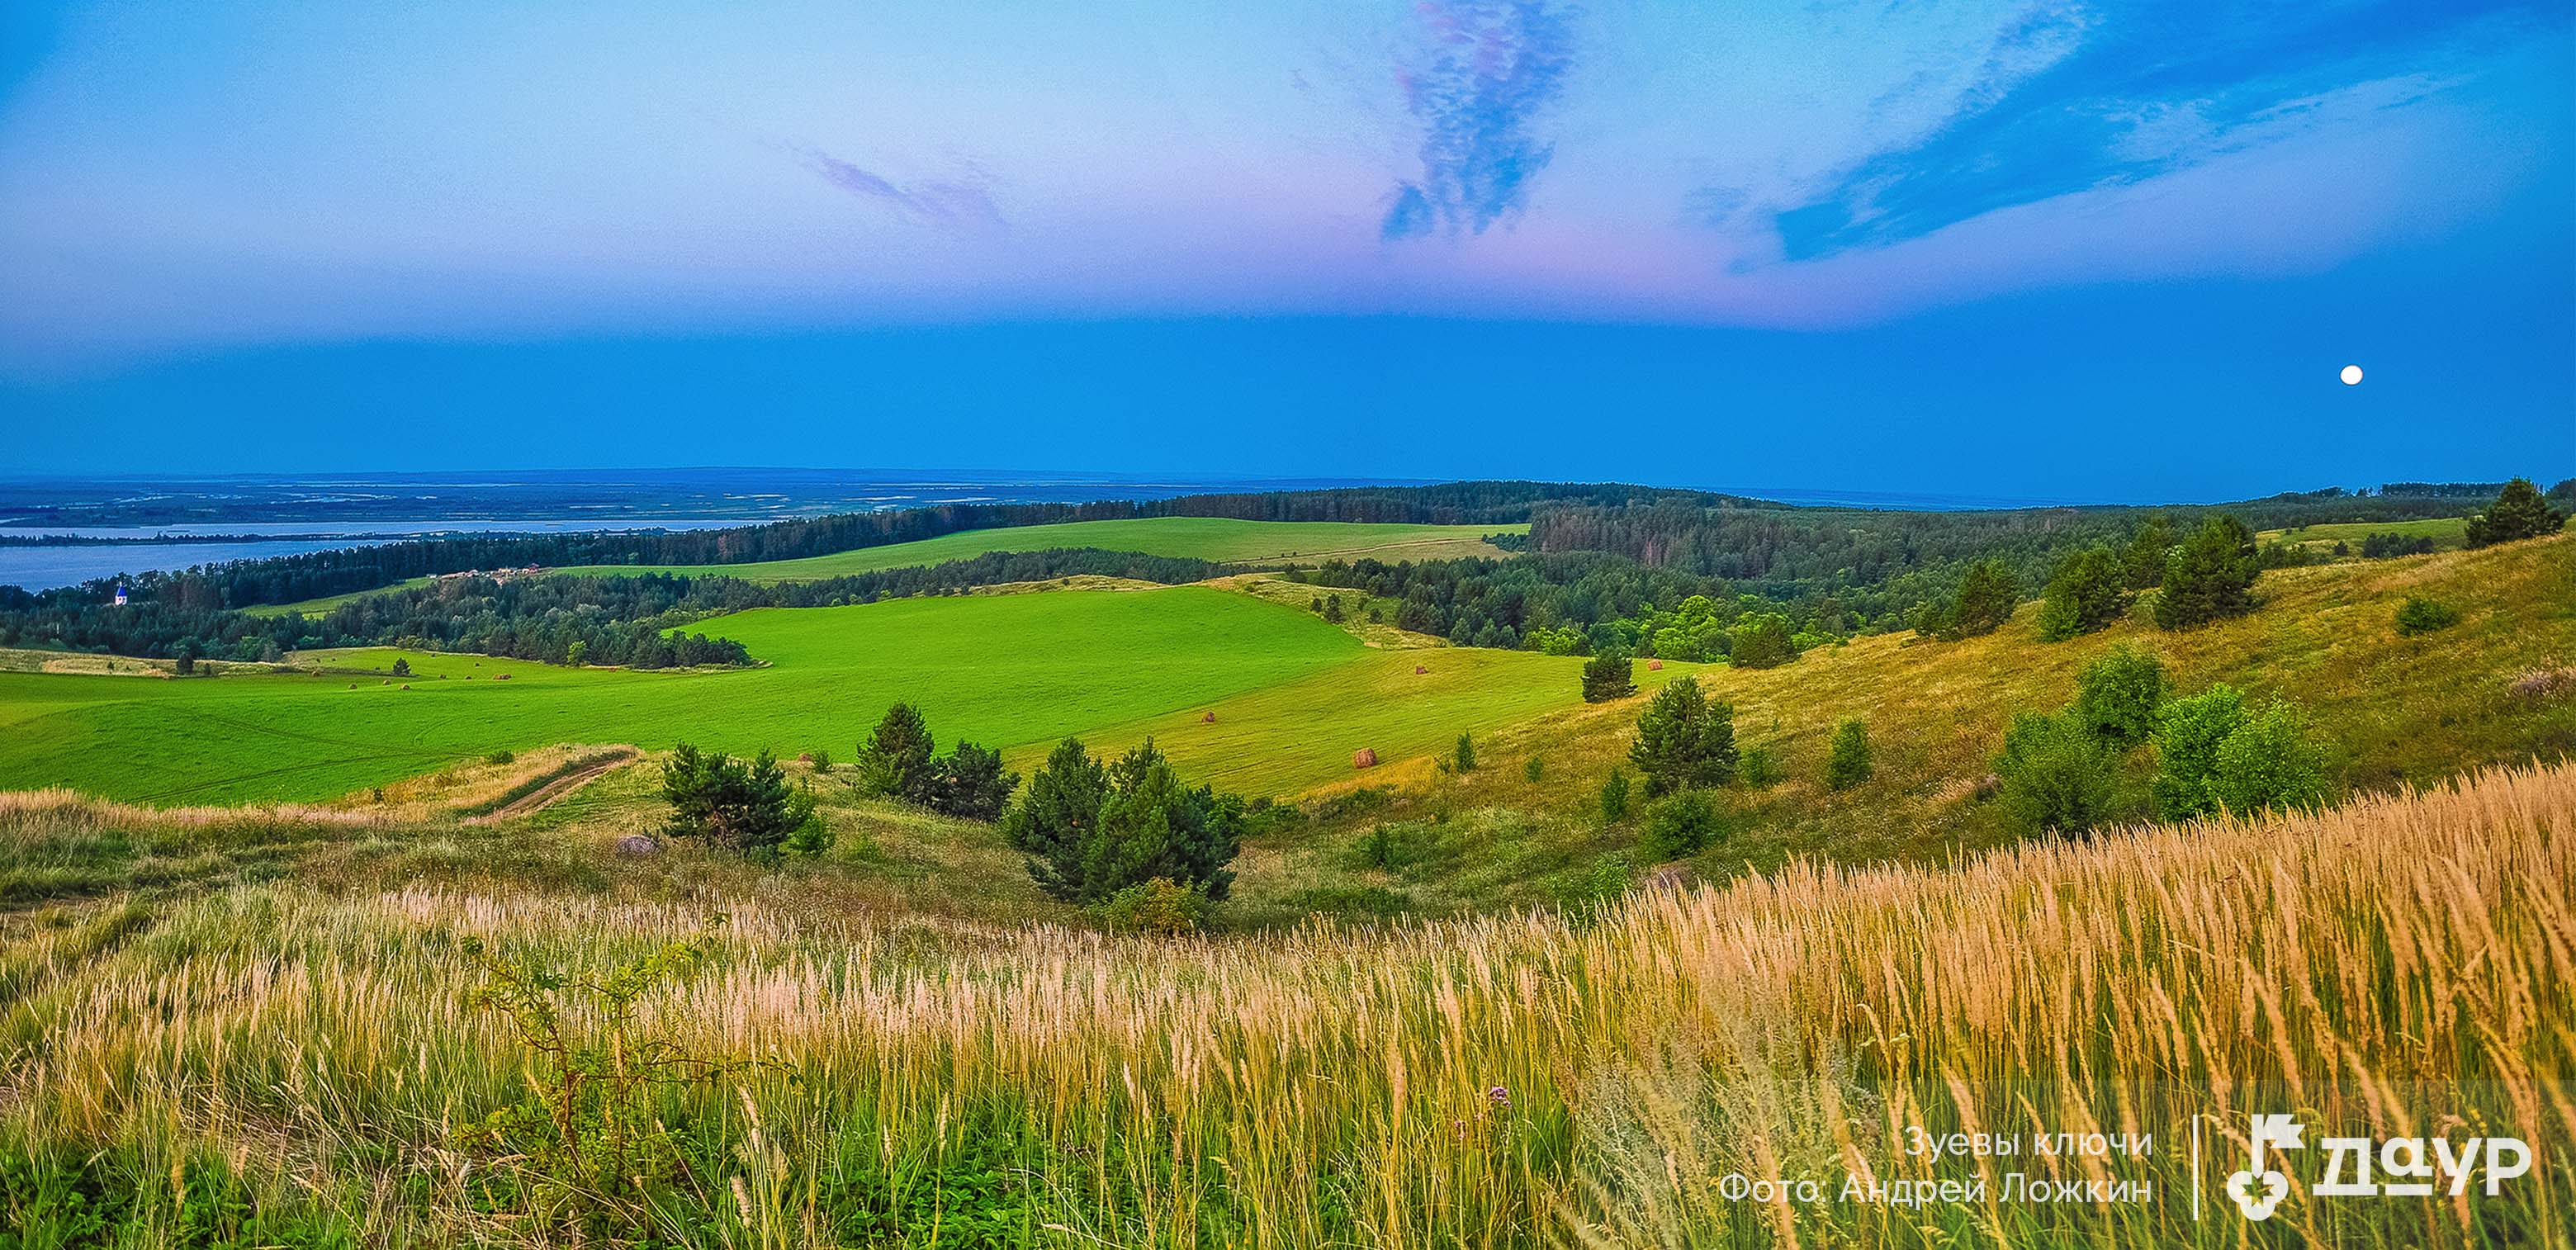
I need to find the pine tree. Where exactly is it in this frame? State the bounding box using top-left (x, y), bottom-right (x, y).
top-left (1944, 558), bottom-right (2018, 638)
top-left (2119, 514), bottom-right (2175, 589)
top-left (2155, 515), bottom-right (2259, 630)
top-left (857, 703), bottom-right (938, 802)
top-left (1825, 718), bottom-right (1873, 790)
top-left (1628, 675), bottom-right (1738, 796)
top-left (2036, 545), bottom-right (2129, 642)
top-left (1581, 651), bottom-right (1636, 702)
top-left (2465, 478), bottom-right (2568, 547)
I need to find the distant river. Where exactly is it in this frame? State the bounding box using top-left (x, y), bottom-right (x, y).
top-left (0, 519), bottom-right (756, 592)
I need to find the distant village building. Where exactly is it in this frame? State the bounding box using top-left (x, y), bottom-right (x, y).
top-left (112, 584), bottom-right (128, 607)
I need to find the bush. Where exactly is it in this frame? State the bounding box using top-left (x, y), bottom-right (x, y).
top-left (807, 747), bottom-right (832, 774)
top-left (1522, 756), bottom-right (1545, 783)
top-left (2465, 477), bottom-right (2568, 547)
top-left (485, 749), bottom-right (516, 765)
top-left (2394, 596), bottom-right (2460, 636)
top-left (1993, 713), bottom-right (2122, 836)
top-left (1640, 790), bottom-right (1722, 860)
top-left (1824, 718), bottom-right (1873, 790)
top-left (2036, 546), bottom-right (2129, 642)
top-left (2120, 515), bottom-right (2175, 589)
top-left (659, 743), bottom-right (820, 859)
top-left (1581, 650), bottom-right (1636, 703)
top-left (1599, 769), bottom-right (1631, 822)
top-left (390, 656), bottom-right (411, 677)
top-left (1094, 878), bottom-right (1210, 936)
top-left (1353, 822), bottom-right (1409, 871)
top-left (1735, 746), bottom-right (1781, 788)
top-left (2210, 701), bottom-right (2331, 815)
top-left (2155, 515), bottom-right (2260, 630)
top-left (2149, 684), bottom-right (2245, 819)
top-left (1629, 675), bottom-right (1738, 796)
top-left (1453, 732), bottom-right (1477, 773)
top-left (1002, 737), bottom-right (1243, 904)
top-left (2072, 643), bottom-right (2166, 748)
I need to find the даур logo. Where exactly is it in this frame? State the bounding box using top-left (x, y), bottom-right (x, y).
top-left (2220, 1112), bottom-right (2532, 1222)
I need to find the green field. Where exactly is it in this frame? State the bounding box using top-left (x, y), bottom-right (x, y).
top-left (0, 582), bottom-right (1633, 805)
top-left (244, 518), bottom-right (1522, 616)
top-left (2256, 514), bottom-right (2472, 553)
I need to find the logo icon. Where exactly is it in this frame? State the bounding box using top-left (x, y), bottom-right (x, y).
top-left (2227, 1113), bottom-right (2304, 1221)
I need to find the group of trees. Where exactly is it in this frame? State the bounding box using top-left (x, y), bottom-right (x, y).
top-left (2031, 514), bottom-right (2262, 642)
top-left (851, 704), bottom-right (1018, 821)
top-left (659, 745), bottom-right (828, 859)
top-left (1002, 738), bottom-right (1246, 910)
top-left (1991, 644), bottom-right (2328, 836)
top-left (2465, 478), bottom-right (2569, 547)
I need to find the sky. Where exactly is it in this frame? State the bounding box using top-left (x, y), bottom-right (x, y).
top-left (1, 0), bottom-right (2570, 502)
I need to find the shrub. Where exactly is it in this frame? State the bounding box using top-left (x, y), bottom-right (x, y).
top-left (1993, 713), bottom-right (2122, 836)
top-left (390, 656), bottom-right (411, 677)
top-left (485, 750), bottom-right (516, 765)
top-left (2155, 515), bottom-right (2260, 630)
top-left (2035, 546), bottom-right (2129, 642)
top-left (456, 926), bottom-right (784, 1235)
top-left (1453, 732), bottom-right (1477, 774)
top-left (2072, 643), bottom-right (2166, 748)
top-left (1629, 675), bottom-right (1738, 796)
top-left (2211, 701), bottom-right (2331, 815)
top-left (1824, 719), bottom-right (1873, 790)
top-left (808, 747), bottom-right (832, 774)
top-left (2394, 596), bottom-right (2460, 636)
top-left (1581, 651), bottom-right (1636, 703)
top-left (1735, 746), bottom-right (1781, 788)
top-left (1353, 822), bottom-right (1408, 871)
top-left (1002, 737), bottom-right (1243, 904)
top-left (1094, 878), bottom-right (1210, 936)
top-left (1599, 769), bottom-right (1631, 822)
top-left (659, 743), bottom-right (820, 859)
top-left (1522, 756), bottom-right (1545, 783)
top-left (2465, 477), bottom-right (2569, 547)
top-left (1640, 790), bottom-right (1722, 860)
top-left (2150, 684), bottom-right (2244, 819)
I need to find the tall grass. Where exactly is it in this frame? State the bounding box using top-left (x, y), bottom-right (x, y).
top-left (0, 762), bottom-right (2567, 1245)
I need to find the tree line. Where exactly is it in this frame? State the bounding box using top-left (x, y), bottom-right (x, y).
top-left (0, 547), bottom-right (1230, 668)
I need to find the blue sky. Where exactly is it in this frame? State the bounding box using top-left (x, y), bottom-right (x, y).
top-left (2, 0), bottom-right (2569, 500)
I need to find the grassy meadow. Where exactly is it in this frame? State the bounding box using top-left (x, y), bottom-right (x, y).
top-left (0, 757), bottom-right (2563, 1245)
top-left (2256, 515), bottom-right (2474, 555)
top-left (243, 518), bottom-right (1523, 617)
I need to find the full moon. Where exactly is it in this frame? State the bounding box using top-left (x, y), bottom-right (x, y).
top-left (2340, 364), bottom-right (2365, 386)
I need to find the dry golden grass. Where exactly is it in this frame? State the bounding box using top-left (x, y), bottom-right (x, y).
top-left (0, 757), bottom-right (2565, 1245)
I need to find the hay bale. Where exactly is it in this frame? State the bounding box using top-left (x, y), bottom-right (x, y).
top-left (1648, 659), bottom-right (1664, 670)
top-left (1413, 665), bottom-right (1428, 675)
top-left (796, 751), bottom-right (812, 762)
top-left (1352, 747), bottom-right (1378, 769)
top-left (1201, 712), bottom-right (1216, 723)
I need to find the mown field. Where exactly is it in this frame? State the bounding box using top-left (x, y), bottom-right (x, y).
top-left (2256, 514), bottom-right (2472, 553)
top-left (0, 582), bottom-right (1652, 806)
top-left (0, 755), bottom-right (2563, 1245)
top-left (243, 518), bottom-right (1522, 616)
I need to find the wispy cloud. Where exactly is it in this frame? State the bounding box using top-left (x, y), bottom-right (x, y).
top-left (1380, 0), bottom-right (1577, 241)
top-left (807, 149), bottom-right (1005, 234)
top-left (1749, 0), bottom-right (2548, 260)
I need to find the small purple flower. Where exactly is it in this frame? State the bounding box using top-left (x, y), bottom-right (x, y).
top-left (1488, 1085), bottom-right (1512, 1109)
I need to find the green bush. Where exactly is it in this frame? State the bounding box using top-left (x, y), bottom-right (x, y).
top-left (1352, 822), bottom-right (1408, 871)
top-left (2394, 596), bottom-right (2459, 636)
top-left (1094, 878), bottom-right (1210, 936)
top-left (1993, 713), bottom-right (2122, 836)
top-left (1002, 737), bottom-right (1243, 904)
top-left (1735, 746), bottom-right (1780, 788)
top-left (485, 749), bottom-right (516, 765)
top-left (2150, 684), bottom-right (2244, 819)
top-left (2210, 701), bottom-right (2331, 815)
top-left (2072, 643), bottom-right (2166, 748)
top-left (1453, 732), bottom-right (1477, 773)
top-left (1944, 558), bottom-right (2020, 638)
top-left (1727, 612), bottom-right (1799, 669)
top-left (2465, 477), bottom-right (2568, 547)
top-left (1824, 718), bottom-right (1873, 790)
top-left (1522, 756), bottom-right (1545, 783)
top-left (1640, 790), bottom-right (1722, 860)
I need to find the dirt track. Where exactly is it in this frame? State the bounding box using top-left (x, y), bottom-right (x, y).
top-left (465, 747), bottom-right (640, 824)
